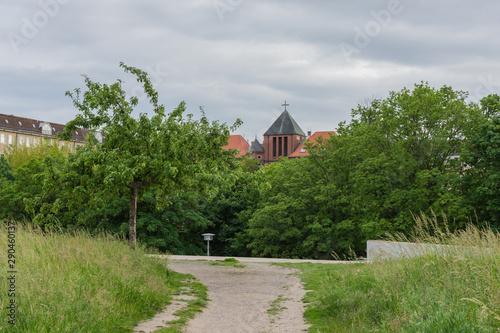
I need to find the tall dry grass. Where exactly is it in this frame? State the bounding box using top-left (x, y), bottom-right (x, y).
top-left (289, 213), bottom-right (500, 332)
top-left (0, 223), bottom-right (181, 332)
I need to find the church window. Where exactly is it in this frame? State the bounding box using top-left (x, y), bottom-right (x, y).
top-left (284, 137), bottom-right (288, 156)
top-left (273, 137), bottom-right (277, 157)
top-left (278, 137), bottom-right (282, 156)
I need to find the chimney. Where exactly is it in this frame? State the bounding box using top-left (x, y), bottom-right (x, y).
top-left (307, 131), bottom-right (311, 138)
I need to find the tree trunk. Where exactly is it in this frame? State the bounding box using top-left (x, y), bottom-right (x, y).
top-left (129, 185), bottom-right (138, 250)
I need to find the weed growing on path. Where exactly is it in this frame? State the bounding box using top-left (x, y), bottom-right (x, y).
top-left (152, 277), bottom-right (208, 332)
top-left (267, 294), bottom-right (290, 323)
top-left (209, 257), bottom-right (246, 268)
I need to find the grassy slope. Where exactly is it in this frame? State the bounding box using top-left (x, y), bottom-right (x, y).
top-left (280, 223), bottom-right (500, 332)
top-left (0, 223), bottom-right (196, 333)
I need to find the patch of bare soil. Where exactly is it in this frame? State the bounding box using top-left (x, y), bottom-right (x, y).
top-left (169, 260), bottom-right (310, 333)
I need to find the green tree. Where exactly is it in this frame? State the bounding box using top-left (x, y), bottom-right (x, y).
top-left (5, 140), bottom-right (70, 170)
top-left (134, 189), bottom-right (213, 254)
top-left (0, 156), bottom-right (14, 182)
top-left (60, 63), bottom-right (241, 248)
top-left (205, 170), bottom-right (261, 257)
top-left (0, 156), bottom-right (57, 221)
top-left (0, 143), bottom-right (71, 223)
top-left (462, 94), bottom-right (500, 228)
top-left (0, 142), bottom-right (73, 222)
top-left (316, 83), bottom-right (484, 238)
top-left (244, 83), bottom-right (486, 258)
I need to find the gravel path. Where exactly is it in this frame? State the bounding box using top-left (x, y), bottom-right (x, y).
top-left (169, 259), bottom-right (311, 333)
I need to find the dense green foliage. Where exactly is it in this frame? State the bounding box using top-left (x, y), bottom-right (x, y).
top-left (1, 80), bottom-right (499, 258)
top-left (5, 141), bottom-right (70, 171)
top-left (461, 95), bottom-right (500, 228)
top-left (56, 62), bottom-right (240, 248)
top-left (280, 216), bottom-right (500, 332)
top-left (0, 156), bottom-right (14, 182)
top-left (242, 83), bottom-right (491, 258)
top-left (0, 224), bottom-right (203, 332)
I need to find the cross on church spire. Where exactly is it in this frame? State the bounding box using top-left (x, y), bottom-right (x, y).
top-left (282, 100), bottom-right (289, 111)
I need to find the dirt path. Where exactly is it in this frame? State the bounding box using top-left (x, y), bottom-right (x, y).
top-left (169, 259), bottom-right (310, 333)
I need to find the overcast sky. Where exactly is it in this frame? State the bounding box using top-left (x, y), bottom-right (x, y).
top-left (2, 0), bottom-right (500, 141)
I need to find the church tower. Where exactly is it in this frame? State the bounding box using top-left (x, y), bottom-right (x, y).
top-left (263, 101), bottom-right (305, 163)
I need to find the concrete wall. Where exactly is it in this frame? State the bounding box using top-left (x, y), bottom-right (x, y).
top-left (367, 240), bottom-right (453, 261)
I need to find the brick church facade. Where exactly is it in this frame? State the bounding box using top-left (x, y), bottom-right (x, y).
top-left (223, 102), bottom-right (338, 163)
top-left (250, 102), bottom-right (336, 164)
top-left (260, 106), bottom-right (306, 163)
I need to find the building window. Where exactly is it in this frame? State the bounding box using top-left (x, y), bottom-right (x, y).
top-left (300, 147), bottom-right (306, 153)
top-left (94, 132), bottom-right (103, 144)
top-left (44, 137), bottom-right (51, 145)
top-left (284, 137), bottom-right (288, 157)
top-left (273, 137), bottom-right (277, 157)
top-left (19, 136), bottom-right (24, 145)
top-left (26, 138), bottom-right (31, 147)
top-left (8, 135), bottom-right (13, 145)
top-left (35, 138), bottom-right (39, 145)
top-left (0, 134), bottom-right (5, 144)
top-left (278, 137), bottom-right (282, 157)
top-left (41, 123), bottom-right (52, 136)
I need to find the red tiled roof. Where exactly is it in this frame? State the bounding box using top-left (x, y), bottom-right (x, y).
top-left (288, 131), bottom-right (337, 158)
top-left (222, 135), bottom-right (249, 157)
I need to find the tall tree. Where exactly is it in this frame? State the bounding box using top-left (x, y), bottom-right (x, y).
top-left (338, 83), bottom-right (483, 232)
top-left (0, 156), bottom-right (14, 182)
top-left (462, 94), bottom-right (500, 228)
top-left (61, 63), bottom-right (240, 248)
top-left (244, 83), bottom-right (486, 258)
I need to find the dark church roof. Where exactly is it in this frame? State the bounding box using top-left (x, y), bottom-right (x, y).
top-left (264, 110), bottom-right (305, 136)
top-left (249, 138), bottom-right (264, 153)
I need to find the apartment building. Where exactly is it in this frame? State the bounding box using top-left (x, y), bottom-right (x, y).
top-left (0, 113), bottom-right (89, 156)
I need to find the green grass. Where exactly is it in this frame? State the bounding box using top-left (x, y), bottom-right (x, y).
top-left (267, 294), bottom-right (289, 318)
top-left (280, 214), bottom-right (500, 332)
top-left (0, 223), bottom-right (199, 333)
top-left (158, 278), bottom-right (208, 332)
top-left (209, 257), bottom-right (246, 268)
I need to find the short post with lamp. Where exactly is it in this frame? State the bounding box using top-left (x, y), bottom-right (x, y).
top-left (201, 233), bottom-right (215, 257)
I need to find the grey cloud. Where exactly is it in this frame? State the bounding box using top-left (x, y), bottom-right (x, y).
top-left (1, 0), bottom-right (500, 139)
